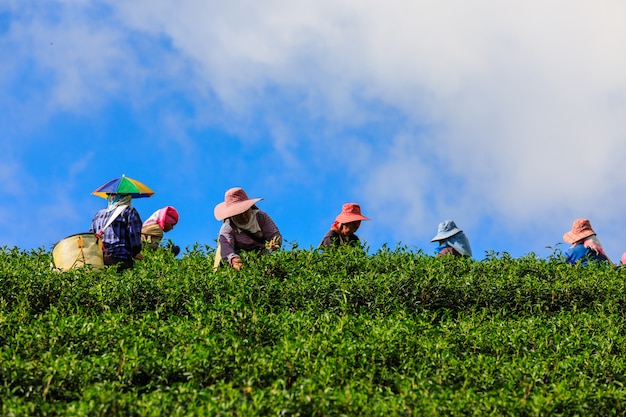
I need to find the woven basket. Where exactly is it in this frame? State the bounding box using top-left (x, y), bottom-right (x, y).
top-left (52, 233), bottom-right (104, 271)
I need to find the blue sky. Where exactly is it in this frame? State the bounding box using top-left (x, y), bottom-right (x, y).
top-left (2, 1), bottom-right (626, 261)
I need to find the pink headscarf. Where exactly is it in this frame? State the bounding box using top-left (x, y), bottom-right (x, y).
top-left (143, 206), bottom-right (179, 230)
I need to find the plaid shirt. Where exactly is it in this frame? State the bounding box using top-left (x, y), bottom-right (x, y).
top-left (218, 210), bottom-right (281, 263)
top-left (90, 206), bottom-right (143, 260)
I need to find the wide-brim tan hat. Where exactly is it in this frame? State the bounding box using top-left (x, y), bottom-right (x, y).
top-left (335, 203), bottom-right (370, 223)
top-left (214, 187), bottom-right (262, 221)
top-left (563, 218), bottom-right (596, 244)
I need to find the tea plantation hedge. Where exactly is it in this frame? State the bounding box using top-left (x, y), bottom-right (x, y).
top-left (2, 245), bottom-right (626, 416)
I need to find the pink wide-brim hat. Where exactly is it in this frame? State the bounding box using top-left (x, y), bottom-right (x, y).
top-left (214, 187), bottom-right (263, 221)
top-left (563, 218), bottom-right (596, 244)
top-left (335, 203), bottom-right (370, 224)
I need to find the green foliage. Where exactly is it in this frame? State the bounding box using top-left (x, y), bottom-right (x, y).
top-left (2, 245), bottom-right (626, 415)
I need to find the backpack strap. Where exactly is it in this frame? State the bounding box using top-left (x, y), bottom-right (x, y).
top-left (96, 205), bottom-right (127, 239)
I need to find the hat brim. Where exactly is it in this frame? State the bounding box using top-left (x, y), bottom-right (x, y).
top-left (563, 229), bottom-right (595, 244)
top-left (336, 213), bottom-right (370, 223)
top-left (214, 198), bottom-right (262, 221)
top-left (430, 228), bottom-right (462, 242)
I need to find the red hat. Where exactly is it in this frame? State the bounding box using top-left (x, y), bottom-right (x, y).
top-left (563, 219), bottom-right (596, 244)
top-left (335, 203), bottom-right (370, 224)
top-left (214, 187), bottom-right (263, 221)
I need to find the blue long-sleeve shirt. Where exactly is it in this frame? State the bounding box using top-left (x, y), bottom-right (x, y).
top-left (565, 243), bottom-right (608, 266)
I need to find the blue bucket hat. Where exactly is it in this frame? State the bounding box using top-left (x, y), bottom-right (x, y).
top-left (431, 220), bottom-right (462, 242)
top-left (431, 220), bottom-right (472, 257)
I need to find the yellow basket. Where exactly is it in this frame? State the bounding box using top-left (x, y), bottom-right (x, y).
top-left (52, 233), bottom-right (105, 271)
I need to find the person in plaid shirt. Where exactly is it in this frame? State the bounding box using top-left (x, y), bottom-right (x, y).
top-left (213, 187), bottom-right (282, 271)
top-left (90, 193), bottom-right (144, 272)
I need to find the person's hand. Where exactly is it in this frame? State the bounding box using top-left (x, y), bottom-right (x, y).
top-left (266, 236), bottom-right (281, 251)
top-left (134, 253), bottom-right (144, 261)
top-left (231, 257), bottom-right (243, 271)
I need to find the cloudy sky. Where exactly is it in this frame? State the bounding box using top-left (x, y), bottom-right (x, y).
top-left (2, 0), bottom-right (626, 261)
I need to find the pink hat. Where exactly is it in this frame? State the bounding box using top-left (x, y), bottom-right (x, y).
top-left (143, 206), bottom-right (179, 229)
top-left (563, 218), bottom-right (596, 244)
top-left (335, 203), bottom-right (370, 224)
top-left (214, 187), bottom-right (263, 221)
top-left (621, 252), bottom-right (626, 265)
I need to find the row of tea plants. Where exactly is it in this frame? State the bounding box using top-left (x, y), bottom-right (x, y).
top-left (2, 244), bottom-right (626, 416)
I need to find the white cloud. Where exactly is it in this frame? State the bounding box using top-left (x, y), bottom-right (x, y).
top-left (4, 0), bottom-right (626, 258)
top-left (13, 17), bottom-right (110, 108)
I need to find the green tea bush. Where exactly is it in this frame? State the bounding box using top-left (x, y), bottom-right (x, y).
top-left (2, 245), bottom-right (626, 416)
